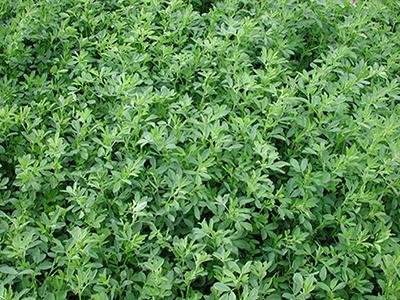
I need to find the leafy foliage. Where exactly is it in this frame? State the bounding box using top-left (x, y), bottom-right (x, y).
top-left (1, 0), bottom-right (400, 299)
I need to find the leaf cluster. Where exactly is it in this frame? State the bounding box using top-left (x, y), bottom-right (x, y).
top-left (1, 0), bottom-right (400, 299)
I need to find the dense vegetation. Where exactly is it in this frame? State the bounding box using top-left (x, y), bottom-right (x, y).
top-left (1, 0), bottom-right (400, 299)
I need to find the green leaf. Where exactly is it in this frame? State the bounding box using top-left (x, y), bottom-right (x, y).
top-left (214, 282), bottom-right (231, 293)
top-left (290, 159), bottom-right (301, 172)
top-left (333, 282), bottom-right (346, 291)
top-left (228, 291), bottom-right (237, 300)
top-left (0, 266), bottom-right (18, 275)
top-left (319, 266), bottom-right (327, 281)
top-left (92, 292), bottom-right (109, 300)
top-left (293, 273), bottom-right (303, 294)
